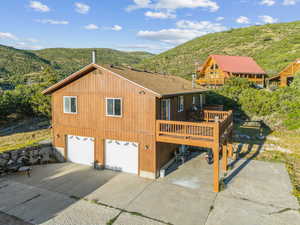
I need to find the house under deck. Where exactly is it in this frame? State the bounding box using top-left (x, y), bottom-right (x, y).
top-left (156, 110), bottom-right (234, 192)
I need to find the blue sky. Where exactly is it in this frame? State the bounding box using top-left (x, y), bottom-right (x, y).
top-left (0, 0), bottom-right (299, 53)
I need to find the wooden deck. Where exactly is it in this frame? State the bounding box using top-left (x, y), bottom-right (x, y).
top-left (197, 77), bottom-right (264, 86)
top-left (156, 110), bottom-right (233, 148)
top-left (156, 110), bottom-right (234, 192)
top-left (197, 78), bottom-right (225, 86)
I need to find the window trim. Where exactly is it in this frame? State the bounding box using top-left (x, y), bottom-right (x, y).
top-left (177, 95), bottom-right (184, 112)
top-left (63, 96), bottom-right (78, 114)
top-left (105, 97), bottom-right (123, 117)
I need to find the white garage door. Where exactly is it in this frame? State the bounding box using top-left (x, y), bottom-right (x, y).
top-left (67, 135), bottom-right (94, 166)
top-left (105, 139), bottom-right (138, 174)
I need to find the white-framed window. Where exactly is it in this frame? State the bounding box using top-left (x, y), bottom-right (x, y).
top-left (177, 96), bottom-right (184, 112)
top-left (63, 96), bottom-right (77, 114)
top-left (106, 98), bottom-right (122, 117)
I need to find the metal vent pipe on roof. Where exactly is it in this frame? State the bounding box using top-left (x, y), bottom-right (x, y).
top-left (92, 50), bottom-right (96, 64)
top-left (192, 74), bottom-right (196, 88)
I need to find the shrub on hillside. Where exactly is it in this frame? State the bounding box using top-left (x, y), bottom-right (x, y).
top-left (208, 76), bottom-right (300, 130)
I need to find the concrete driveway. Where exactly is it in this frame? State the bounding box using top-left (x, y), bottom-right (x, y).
top-left (1, 156), bottom-right (299, 225)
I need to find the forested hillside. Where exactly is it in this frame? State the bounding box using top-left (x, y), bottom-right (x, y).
top-left (136, 21), bottom-right (300, 79)
top-left (0, 45), bottom-right (51, 79)
top-left (0, 45), bottom-right (153, 82)
top-left (33, 48), bottom-right (153, 77)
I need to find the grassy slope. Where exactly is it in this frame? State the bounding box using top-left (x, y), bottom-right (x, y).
top-left (137, 21), bottom-right (300, 79)
top-left (0, 129), bottom-right (51, 152)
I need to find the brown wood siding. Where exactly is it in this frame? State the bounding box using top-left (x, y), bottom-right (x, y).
top-left (201, 57), bottom-right (227, 79)
top-left (279, 60), bottom-right (300, 87)
top-left (52, 68), bottom-right (157, 173)
top-left (157, 94), bottom-right (199, 121)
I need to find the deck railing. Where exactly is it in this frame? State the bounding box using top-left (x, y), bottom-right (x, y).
top-left (197, 77), bottom-right (264, 86)
top-left (197, 78), bottom-right (225, 86)
top-left (156, 110), bottom-right (233, 146)
top-left (156, 120), bottom-right (216, 140)
top-left (202, 110), bottom-right (231, 122)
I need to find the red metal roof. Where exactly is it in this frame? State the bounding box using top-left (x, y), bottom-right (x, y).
top-left (211, 55), bottom-right (266, 74)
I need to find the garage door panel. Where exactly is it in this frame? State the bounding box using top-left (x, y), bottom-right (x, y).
top-left (67, 135), bottom-right (94, 166)
top-left (105, 140), bottom-right (138, 174)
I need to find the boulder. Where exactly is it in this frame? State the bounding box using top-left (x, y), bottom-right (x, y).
top-left (40, 146), bottom-right (52, 155)
top-left (29, 156), bottom-right (39, 165)
top-left (1, 153), bottom-right (10, 160)
top-left (0, 158), bottom-right (8, 167)
top-left (10, 151), bottom-right (19, 160)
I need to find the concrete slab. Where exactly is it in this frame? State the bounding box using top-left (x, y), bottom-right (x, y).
top-left (8, 163), bottom-right (118, 198)
top-left (126, 181), bottom-right (217, 225)
top-left (0, 180), bottom-right (75, 224)
top-left (159, 154), bottom-right (214, 192)
top-left (0, 180), bottom-right (44, 212)
top-left (86, 173), bottom-right (153, 208)
top-left (7, 188), bottom-right (75, 224)
top-left (114, 212), bottom-right (165, 225)
top-left (3, 159), bottom-right (299, 225)
top-left (0, 211), bottom-right (32, 225)
top-left (206, 194), bottom-right (300, 225)
top-left (40, 200), bottom-right (120, 225)
top-left (223, 160), bottom-right (299, 209)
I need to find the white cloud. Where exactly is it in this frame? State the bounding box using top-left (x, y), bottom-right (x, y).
top-left (176, 20), bottom-right (227, 32)
top-left (236, 16), bottom-right (250, 24)
top-left (29, 1), bottom-right (50, 12)
top-left (216, 16), bottom-right (224, 21)
top-left (83, 24), bottom-right (122, 31)
top-left (283, 0), bottom-right (297, 5)
top-left (75, 2), bottom-right (90, 14)
top-left (145, 11), bottom-right (176, 19)
top-left (260, 0), bottom-right (276, 6)
top-left (0, 32), bottom-right (18, 40)
top-left (15, 42), bottom-right (42, 50)
top-left (36, 19), bottom-right (69, 25)
top-left (84, 24), bottom-right (99, 30)
top-left (118, 44), bottom-right (168, 52)
top-left (137, 20), bottom-right (227, 45)
top-left (27, 38), bottom-right (39, 43)
top-left (127, 0), bottom-right (219, 12)
top-left (137, 29), bottom-right (205, 44)
top-left (259, 15), bottom-right (278, 23)
top-left (111, 25), bottom-right (123, 31)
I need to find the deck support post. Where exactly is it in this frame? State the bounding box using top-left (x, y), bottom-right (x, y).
top-left (213, 121), bottom-right (220, 193)
top-left (222, 143), bottom-right (228, 173)
top-left (213, 145), bottom-right (220, 192)
top-left (228, 131), bottom-right (233, 158)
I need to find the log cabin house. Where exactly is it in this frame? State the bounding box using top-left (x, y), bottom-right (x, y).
top-left (43, 63), bottom-right (234, 192)
top-left (196, 55), bottom-right (267, 87)
top-left (268, 59), bottom-right (300, 87)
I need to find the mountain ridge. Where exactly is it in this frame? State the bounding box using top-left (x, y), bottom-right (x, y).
top-left (136, 20), bottom-right (300, 79)
top-left (0, 45), bottom-right (154, 79)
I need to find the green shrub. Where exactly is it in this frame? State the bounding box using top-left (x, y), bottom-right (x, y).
top-left (208, 77), bottom-right (300, 130)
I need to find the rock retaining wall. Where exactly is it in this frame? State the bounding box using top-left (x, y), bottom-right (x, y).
top-left (0, 142), bottom-right (63, 170)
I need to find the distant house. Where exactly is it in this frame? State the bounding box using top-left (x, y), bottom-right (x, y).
top-left (268, 59), bottom-right (300, 87)
top-left (43, 63), bottom-right (233, 192)
top-left (196, 55), bottom-right (267, 87)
